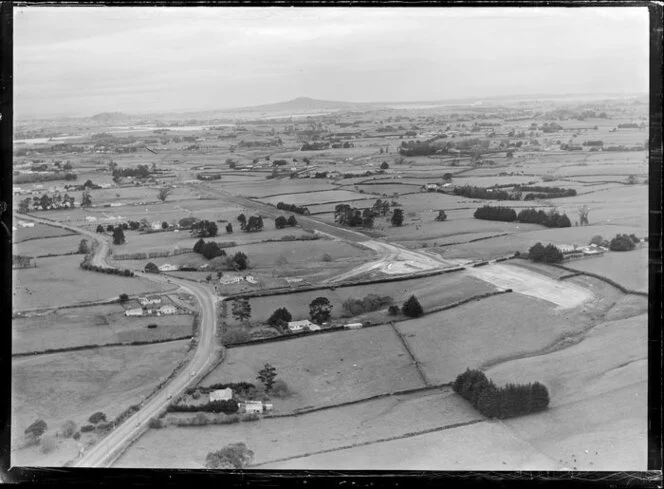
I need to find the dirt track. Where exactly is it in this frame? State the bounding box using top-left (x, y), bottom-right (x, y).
top-left (465, 263), bottom-right (594, 309)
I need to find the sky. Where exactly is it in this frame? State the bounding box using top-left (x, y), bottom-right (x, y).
top-left (13, 6), bottom-right (650, 119)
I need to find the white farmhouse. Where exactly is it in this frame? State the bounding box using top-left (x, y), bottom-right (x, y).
top-left (159, 304), bottom-right (177, 315)
top-left (158, 263), bottom-right (178, 272)
top-left (287, 319), bottom-right (316, 332)
top-left (243, 401), bottom-right (263, 414)
top-left (125, 308), bottom-right (144, 317)
top-left (209, 388), bottom-right (233, 402)
top-left (245, 275), bottom-right (258, 284)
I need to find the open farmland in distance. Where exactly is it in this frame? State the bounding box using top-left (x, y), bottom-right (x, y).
top-left (12, 83), bottom-right (650, 472)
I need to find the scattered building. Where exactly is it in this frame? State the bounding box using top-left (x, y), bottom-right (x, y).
top-left (125, 308), bottom-right (144, 317)
top-left (159, 304), bottom-right (177, 315)
top-left (158, 263), bottom-right (178, 272)
top-left (243, 400), bottom-right (264, 414)
top-left (209, 388), bottom-right (233, 402)
top-left (344, 323), bottom-right (363, 329)
top-left (245, 275), bottom-right (258, 284)
top-left (287, 319), bottom-right (316, 332)
top-left (139, 295), bottom-right (162, 306)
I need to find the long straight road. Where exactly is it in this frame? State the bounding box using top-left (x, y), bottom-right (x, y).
top-left (15, 213), bottom-right (222, 467)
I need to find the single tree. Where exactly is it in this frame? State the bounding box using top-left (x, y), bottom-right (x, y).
top-left (161, 221), bottom-right (169, 230)
top-left (380, 161), bottom-right (389, 169)
top-left (232, 298), bottom-right (252, 322)
top-left (391, 208), bottom-right (404, 227)
top-left (231, 251), bottom-right (248, 270)
top-left (157, 187), bottom-right (173, 202)
top-left (118, 293), bottom-right (129, 302)
top-left (205, 443), bottom-right (254, 469)
top-left (402, 295), bottom-right (423, 318)
top-left (226, 223), bottom-right (233, 233)
top-left (287, 215), bottom-right (297, 227)
top-left (257, 363), bottom-right (277, 393)
top-left (58, 420), bottom-right (77, 438)
top-left (309, 296), bottom-right (333, 325)
top-left (88, 412), bottom-right (107, 424)
top-left (106, 224), bottom-right (114, 233)
top-left (388, 305), bottom-right (400, 316)
top-left (237, 213), bottom-right (247, 230)
top-left (144, 262), bottom-right (159, 273)
top-left (267, 307), bottom-right (292, 330)
top-left (578, 205), bottom-right (590, 226)
top-left (78, 239), bottom-right (90, 254)
top-left (81, 190), bottom-right (92, 207)
top-left (275, 216), bottom-right (288, 229)
top-left (435, 210), bottom-right (447, 221)
top-left (626, 174), bottom-right (638, 185)
top-left (113, 227), bottom-right (126, 245)
top-left (24, 419), bottom-right (48, 440)
top-left (96, 224), bottom-right (105, 233)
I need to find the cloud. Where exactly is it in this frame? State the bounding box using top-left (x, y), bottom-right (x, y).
top-left (13, 6), bottom-right (649, 118)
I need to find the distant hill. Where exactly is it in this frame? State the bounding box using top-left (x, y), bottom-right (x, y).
top-left (236, 97), bottom-right (380, 113)
top-left (89, 112), bottom-right (136, 124)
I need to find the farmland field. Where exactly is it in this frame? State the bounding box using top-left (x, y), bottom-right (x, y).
top-left (13, 302), bottom-right (193, 354)
top-left (13, 255), bottom-right (174, 310)
top-left (13, 222), bottom-right (77, 242)
top-left (259, 189), bottom-right (367, 206)
top-left (395, 280), bottom-right (625, 385)
top-left (11, 339), bottom-right (190, 466)
top-left (13, 233), bottom-right (85, 257)
top-left (559, 247), bottom-right (648, 293)
top-left (200, 324), bottom-right (425, 412)
top-left (485, 313), bottom-right (647, 470)
top-left (115, 387), bottom-right (482, 469)
top-left (225, 272), bottom-right (497, 326)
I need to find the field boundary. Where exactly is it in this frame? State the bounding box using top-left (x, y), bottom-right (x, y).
top-left (250, 418), bottom-right (485, 468)
top-left (223, 289), bottom-right (512, 349)
top-left (12, 335), bottom-right (192, 358)
top-left (388, 322), bottom-right (430, 386)
top-left (222, 265), bottom-right (472, 301)
top-left (551, 264), bottom-right (648, 297)
top-left (263, 383), bottom-right (452, 419)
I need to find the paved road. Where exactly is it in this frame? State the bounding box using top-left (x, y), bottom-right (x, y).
top-left (15, 213), bottom-right (222, 467)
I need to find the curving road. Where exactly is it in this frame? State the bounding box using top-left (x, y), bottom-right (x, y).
top-left (15, 213), bottom-right (222, 467)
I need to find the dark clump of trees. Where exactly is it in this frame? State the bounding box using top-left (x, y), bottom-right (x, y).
top-left (335, 204), bottom-right (375, 228)
top-left (453, 185), bottom-right (517, 201)
top-left (453, 369), bottom-right (550, 419)
top-left (276, 202), bottom-right (310, 215)
top-left (309, 297), bottom-right (333, 325)
top-left (244, 215), bottom-right (264, 232)
top-left (517, 208), bottom-right (571, 228)
top-left (112, 164), bottom-right (151, 179)
top-left (528, 242), bottom-right (564, 263)
top-left (144, 262), bottom-right (159, 273)
top-left (166, 399), bottom-right (239, 415)
top-left (391, 208), bottom-right (404, 227)
top-left (402, 295), bottom-right (423, 318)
top-left (193, 238), bottom-right (228, 260)
top-left (190, 220), bottom-right (218, 238)
top-left (515, 185), bottom-right (577, 200)
top-left (275, 215), bottom-right (298, 229)
top-left (267, 307), bottom-right (292, 330)
top-left (342, 294), bottom-right (393, 316)
top-left (609, 234), bottom-right (637, 251)
top-left (474, 205), bottom-right (517, 222)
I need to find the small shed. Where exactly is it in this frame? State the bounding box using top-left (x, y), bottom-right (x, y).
top-left (344, 323), bottom-right (363, 329)
top-left (125, 308), bottom-right (143, 317)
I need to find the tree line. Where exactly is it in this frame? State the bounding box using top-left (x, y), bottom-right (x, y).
top-left (276, 202), bottom-right (310, 215)
top-left (473, 205), bottom-right (571, 228)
